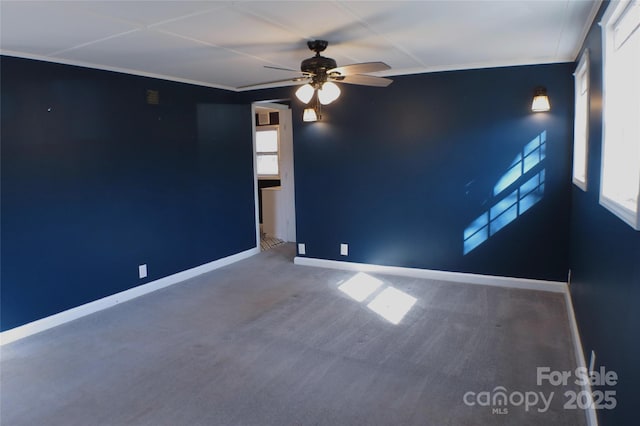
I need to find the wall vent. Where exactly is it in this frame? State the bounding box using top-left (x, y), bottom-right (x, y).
top-left (258, 112), bottom-right (270, 125)
top-left (146, 90), bottom-right (159, 105)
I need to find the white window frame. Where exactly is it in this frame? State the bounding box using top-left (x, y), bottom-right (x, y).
top-left (599, 0), bottom-right (640, 230)
top-left (573, 49), bottom-right (590, 191)
top-left (256, 125), bottom-right (280, 179)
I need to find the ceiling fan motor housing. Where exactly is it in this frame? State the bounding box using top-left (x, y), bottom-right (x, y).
top-left (301, 56), bottom-right (337, 83)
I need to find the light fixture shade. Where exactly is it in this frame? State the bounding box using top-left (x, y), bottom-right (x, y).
top-left (303, 107), bottom-right (318, 122)
top-left (531, 87), bottom-right (551, 112)
top-left (295, 84), bottom-right (315, 104)
top-left (317, 82), bottom-right (341, 105)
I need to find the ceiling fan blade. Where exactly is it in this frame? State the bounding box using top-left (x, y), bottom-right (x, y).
top-left (264, 65), bottom-right (299, 72)
top-left (237, 77), bottom-right (310, 90)
top-left (334, 74), bottom-right (393, 87)
top-left (328, 61), bottom-right (391, 76)
top-left (264, 65), bottom-right (315, 77)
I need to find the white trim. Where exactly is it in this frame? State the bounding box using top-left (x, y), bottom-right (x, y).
top-left (0, 51), bottom-right (588, 94)
top-left (254, 102), bottom-right (290, 111)
top-left (573, 49), bottom-right (590, 191)
top-left (294, 257), bottom-right (567, 293)
top-left (252, 102), bottom-right (296, 244)
top-left (0, 247), bottom-right (259, 346)
top-left (251, 102), bottom-right (289, 248)
top-left (564, 290), bottom-right (599, 426)
top-left (599, 195), bottom-right (640, 229)
top-left (0, 50), bottom-right (237, 92)
top-left (572, 0), bottom-right (604, 60)
top-left (598, 0), bottom-right (640, 230)
top-left (250, 104), bottom-right (261, 250)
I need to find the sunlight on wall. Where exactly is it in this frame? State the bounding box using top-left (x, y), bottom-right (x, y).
top-left (464, 131), bottom-right (547, 255)
top-left (337, 273), bottom-right (417, 325)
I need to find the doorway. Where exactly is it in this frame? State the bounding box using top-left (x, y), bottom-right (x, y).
top-left (252, 102), bottom-right (296, 251)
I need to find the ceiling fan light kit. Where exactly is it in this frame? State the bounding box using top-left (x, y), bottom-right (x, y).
top-left (295, 84), bottom-right (315, 104)
top-left (247, 40), bottom-right (393, 121)
top-left (317, 82), bottom-right (341, 105)
top-left (303, 107), bottom-right (319, 122)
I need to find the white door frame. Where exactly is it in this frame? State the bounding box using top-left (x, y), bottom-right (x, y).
top-left (251, 102), bottom-right (296, 248)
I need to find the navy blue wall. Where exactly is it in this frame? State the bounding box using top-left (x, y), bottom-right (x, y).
top-left (248, 64), bottom-right (573, 281)
top-left (569, 2), bottom-right (640, 425)
top-left (1, 56), bottom-right (256, 331)
top-left (1, 58), bottom-right (577, 329)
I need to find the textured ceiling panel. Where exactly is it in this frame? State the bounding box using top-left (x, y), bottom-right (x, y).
top-left (0, 1), bottom-right (138, 56)
top-left (0, 0), bottom-right (601, 90)
top-left (78, 1), bottom-right (228, 27)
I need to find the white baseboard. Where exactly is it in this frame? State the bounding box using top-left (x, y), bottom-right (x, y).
top-left (1, 247), bottom-right (260, 346)
top-left (294, 256), bottom-right (567, 293)
top-left (295, 255), bottom-right (594, 425)
top-left (564, 289), bottom-right (599, 426)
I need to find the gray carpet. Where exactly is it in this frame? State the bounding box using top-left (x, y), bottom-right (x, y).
top-left (1, 244), bottom-right (585, 426)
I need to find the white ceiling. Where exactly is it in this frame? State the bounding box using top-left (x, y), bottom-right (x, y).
top-left (0, 1), bottom-right (600, 91)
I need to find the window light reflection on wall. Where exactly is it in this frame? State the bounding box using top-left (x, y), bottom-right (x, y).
top-left (463, 131), bottom-right (547, 255)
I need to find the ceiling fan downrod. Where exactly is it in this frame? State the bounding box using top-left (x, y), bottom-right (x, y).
top-left (307, 40), bottom-right (328, 55)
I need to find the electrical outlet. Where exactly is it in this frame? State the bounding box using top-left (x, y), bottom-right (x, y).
top-left (298, 243), bottom-right (306, 255)
top-left (340, 243), bottom-right (348, 256)
top-left (139, 264), bottom-right (147, 279)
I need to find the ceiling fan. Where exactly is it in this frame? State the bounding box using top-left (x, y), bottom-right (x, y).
top-left (241, 40), bottom-right (393, 120)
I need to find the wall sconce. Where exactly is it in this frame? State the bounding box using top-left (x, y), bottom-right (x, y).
top-left (531, 87), bottom-right (551, 112)
top-left (303, 107), bottom-right (318, 122)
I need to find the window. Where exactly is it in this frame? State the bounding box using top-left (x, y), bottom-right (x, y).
top-left (600, 0), bottom-right (640, 230)
top-left (256, 126), bottom-right (279, 177)
top-left (573, 49), bottom-right (590, 190)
